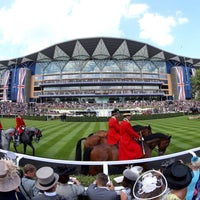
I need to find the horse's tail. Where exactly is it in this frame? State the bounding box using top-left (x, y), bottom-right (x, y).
top-left (81, 146), bottom-right (93, 175)
top-left (75, 137), bottom-right (86, 161)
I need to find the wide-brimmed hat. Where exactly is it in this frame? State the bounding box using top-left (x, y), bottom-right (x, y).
top-left (35, 166), bottom-right (59, 191)
top-left (114, 166), bottom-right (143, 183)
top-left (111, 108), bottom-right (119, 115)
top-left (123, 168), bottom-right (139, 181)
top-left (133, 170), bottom-right (168, 200)
top-left (163, 161), bottom-right (192, 190)
top-left (0, 159), bottom-right (21, 192)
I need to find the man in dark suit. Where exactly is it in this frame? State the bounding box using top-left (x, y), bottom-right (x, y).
top-left (87, 173), bottom-right (117, 200)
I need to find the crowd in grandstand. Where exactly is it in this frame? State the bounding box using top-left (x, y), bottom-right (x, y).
top-left (0, 100), bottom-right (200, 116)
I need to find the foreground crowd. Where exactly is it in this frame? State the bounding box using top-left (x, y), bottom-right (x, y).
top-left (0, 151), bottom-right (200, 200)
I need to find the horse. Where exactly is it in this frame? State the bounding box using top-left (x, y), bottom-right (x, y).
top-left (75, 125), bottom-right (152, 161)
top-left (1, 127), bottom-right (42, 156)
top-left (0, 128), bottom-right (17, 150)
top-left (77, 133), bottom-right (171, 175)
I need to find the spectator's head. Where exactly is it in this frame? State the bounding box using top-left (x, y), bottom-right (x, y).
top-left (96, 173), bottom-right (108, 187)
top-left (163, 160), bottom-right (192, 190)
top-left (54, 166), bottom-right (75, 184)
top-left (35, 166), bottom-right (59, 191)
top-left (0, 159), bottom-right (21, 192)
top-left (23, 163), bottom-right (37, 178)
top-left (133, 170), bottom-right (168, 200)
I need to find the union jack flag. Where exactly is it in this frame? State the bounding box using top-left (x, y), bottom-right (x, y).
top-left (17, 68), bottom-right (26, 103)
top-left (176, 67), bottom-right (185, 100)
top-left (3, 70), bottom-right (10, 101)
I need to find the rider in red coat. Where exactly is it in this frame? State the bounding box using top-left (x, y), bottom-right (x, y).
top-left (107, 108), bottom-right (120, 145)
top-left (15, 113), bottom-right (26, 144)
top-left (118, 111), bottom-right (144, 160)
top-left (0, 121), bottom-right (2, 142)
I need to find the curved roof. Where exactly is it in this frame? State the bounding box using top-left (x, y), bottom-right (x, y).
top-left (1, 37), bottom-right (200, 68)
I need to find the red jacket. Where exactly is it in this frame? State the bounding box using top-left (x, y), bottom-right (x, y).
top-left (118, 118), bottom-right (143, 160)
top-left (16, 116), bottom-right (26, 132)
top-left (0, 122), bottom-right (2, 130)
top-left (107, 116), bottom-right (120, 145)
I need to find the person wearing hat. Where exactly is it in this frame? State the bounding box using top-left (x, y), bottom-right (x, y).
top-left (185, 151), bottom-right (200, 200)
top-left (107, 108), bottom-right (120, 145)
top-left (0, 120), bottom-right (3, 143)
top-left (119, 168), bottom-right (140, 200)
top-left (0, 159), bottom-right (26, 200)
top-left (163, 160), bottom-right (193, 200)
top-left (55, 166), bottom-right (85, 200)
top-left (133, 169), bottom-right (168, 200)
top-left (15, 112), bottom-right (26, 145)
top-left (32, 166), bottom-right (67, 200)
top-left (118, 111), bottom-right (144, 160)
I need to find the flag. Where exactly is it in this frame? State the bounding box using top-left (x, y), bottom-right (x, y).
top-left (176, 67), bottom-right (185, 100)
top-left (3, 70), bottom-right (10, 101)
top-left (17, 68), bottom-right (26, 103)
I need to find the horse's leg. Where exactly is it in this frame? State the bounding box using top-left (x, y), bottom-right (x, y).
top-left (13, 143), bottom-right (18, 153)
top-left (29, 143), bottom-right (35, 156)
top-left (23, 144), bottom-right (27, 154)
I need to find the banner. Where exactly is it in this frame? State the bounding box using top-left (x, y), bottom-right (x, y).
top-left (17, 68), bottom-right (26, 103)
top-left (3, 70), bottom-right (10, 101)
top-left (176, 67), bottom-right (185, 100)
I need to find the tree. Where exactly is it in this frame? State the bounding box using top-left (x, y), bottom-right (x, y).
top-left (191, 69), bottom-right (200, 100)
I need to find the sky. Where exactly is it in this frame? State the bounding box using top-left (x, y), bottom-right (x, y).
top-left (0, 0), bottom-right (199, 61)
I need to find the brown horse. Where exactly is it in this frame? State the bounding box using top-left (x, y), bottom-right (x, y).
top-left (78, 133), bottom-right (171, 175)
top-left (84, 125), bottom-right (151, 149)
top-left (75, 125), bottom-right (152, 161)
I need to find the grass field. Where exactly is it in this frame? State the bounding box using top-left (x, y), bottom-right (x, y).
top-left (1, 115), bottom-right (200, 160)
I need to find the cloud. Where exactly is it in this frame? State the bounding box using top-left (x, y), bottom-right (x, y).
top-left (0, 0), bottom-right (189, 59)
top-left (138, 11), bottom-right (188, 46)
top-left (0, 0), bottom-right (131, 59)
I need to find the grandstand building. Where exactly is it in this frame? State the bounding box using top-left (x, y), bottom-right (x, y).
top-left (0, 37), bottom-right (199, 104)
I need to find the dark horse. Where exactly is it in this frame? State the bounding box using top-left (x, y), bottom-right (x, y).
top-left (1, 127), bottom-right (42, 156)
top-left (75, 132), bottom-right (171, 175)
top-left (75, 125), bottom-right (152, 161)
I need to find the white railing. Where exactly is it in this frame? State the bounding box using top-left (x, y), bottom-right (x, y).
top-left (0, 147), bottom-right (199, 174)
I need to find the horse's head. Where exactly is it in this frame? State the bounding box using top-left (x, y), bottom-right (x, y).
top-left (157, 135), bottom-right (171, 156)
top-left (34, 129), bottom-right (42, 143)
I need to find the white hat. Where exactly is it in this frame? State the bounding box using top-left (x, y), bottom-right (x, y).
top-left (0, 160), bottom-right (21, 192)
top-left (35, 166), bottom-right (59, 191)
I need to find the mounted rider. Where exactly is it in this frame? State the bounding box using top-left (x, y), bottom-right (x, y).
top-left (118, 111), bottom-right (144, 160)
top-left (0, 120), bottom-right (3, 142)
top-left (14, 112), bottom-right (26, 145)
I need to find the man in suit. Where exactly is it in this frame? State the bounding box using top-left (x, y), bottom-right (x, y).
top-left (87, 173), bottom-right (117, 200)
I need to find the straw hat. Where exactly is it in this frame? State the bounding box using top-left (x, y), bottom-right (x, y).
top-left (35, 166), bottom-right (59, 191)
top-left (0, 160), bottom-right (21, 192)
top-left (123, 111), bottom-right (132, 116)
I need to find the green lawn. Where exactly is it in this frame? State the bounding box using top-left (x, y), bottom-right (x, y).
top-left (1, 116), bottom-right (200, 160)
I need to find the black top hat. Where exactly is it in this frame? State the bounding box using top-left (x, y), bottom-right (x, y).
top-left (111, 108), bottom-right (119, 115)
top-left (163, 161), bottom-right (192, 190)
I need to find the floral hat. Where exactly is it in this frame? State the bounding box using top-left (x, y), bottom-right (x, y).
top-left (133, 170), bottom-right (168, 200)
